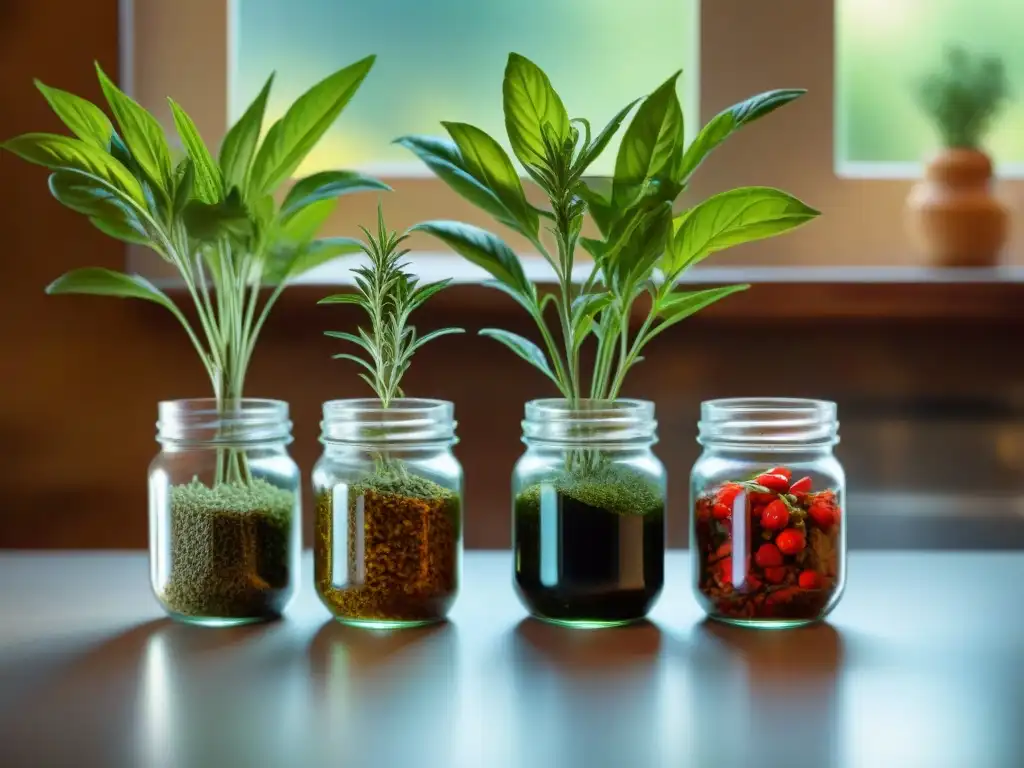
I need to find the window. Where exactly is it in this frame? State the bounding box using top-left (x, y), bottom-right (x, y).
top-left (230, 0), bottom-right (699, 178)
top-left (836, 0), bottom-right (1024, 176)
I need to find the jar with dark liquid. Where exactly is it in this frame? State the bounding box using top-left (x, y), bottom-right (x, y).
top-left (512, 399), bottom-right (665, 627)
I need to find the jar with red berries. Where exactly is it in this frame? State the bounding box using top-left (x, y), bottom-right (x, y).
top-left (690, 398), bottom-right (845, 628)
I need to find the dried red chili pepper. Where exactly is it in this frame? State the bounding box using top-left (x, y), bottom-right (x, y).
top-left (755, 542), bottom-right (783, 568)
top-left (755, 473), bottom-right (790, 492)
top-left (767, 466), bottom-right (793, 481)
top-left (775, 528), bottom-right (806, 555)
top-left (760, 499), bottom-right (790, 530)
top-left (789, 476), bottom-right (813, 496)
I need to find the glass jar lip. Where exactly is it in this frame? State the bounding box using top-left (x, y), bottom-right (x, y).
top-left (523, 398), bottom-right (657, 446)
top-left (698, 397), bottom-right (838, 448)
top-left (156, 398), bottom-right (292, 446)
top-left (320, 397), bottom-right (457, 445)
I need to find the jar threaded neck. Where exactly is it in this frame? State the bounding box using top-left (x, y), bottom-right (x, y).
top-left (156, 398), bottom-right (292, 446)
top-left (320, 398), bottom-right (456, 445)
top-left (522, 399), bottom-right (657, 445)
top-left (698, 398), bottom-right (838, 448)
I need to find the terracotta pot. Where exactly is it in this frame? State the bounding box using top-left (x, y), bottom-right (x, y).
top-left (906, 148), bottom-right (1008, 267)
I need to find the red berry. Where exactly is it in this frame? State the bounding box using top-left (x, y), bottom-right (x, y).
top-left (789, 476), bottom-right (813, 496)
top-left (776, 528), bottom-right (806, 555)
top-left (716, 483), bottom-right (743, 506)
top-left (760, 499), bottom-right (790, 530)
top-left (750, 491), bottom-right (776, 506)
top-left (763, 566), bottom-right (786, 584)
top-left (755, 542), bottom-right (783, 568)
top-left (808, 501), bottom-right (835, 529)
top-left (713, 502), bottom-right (732, 520)
top-left (768, 466), bottom-right (793, 481)
top-left (717, 557), bottom-right (733, 584)
top-left (798, 570), bottom-right (823, 589)
top-left (755, 473), bottom-right (790, 493)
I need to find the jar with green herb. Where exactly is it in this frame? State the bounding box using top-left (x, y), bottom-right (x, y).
top-left (512, 399), bottom-right (665, 627)
top-left (313, 399), bottom-right (462, 628)
top-left (148, 399), bottom-right (301, 626)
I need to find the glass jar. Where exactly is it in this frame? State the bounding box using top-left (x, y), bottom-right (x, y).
top-left (512, 399), bottom-right (666, 627)
top-left (312, 399), bottom-right (463, 629)
top-left (148, 398), bottom-right (301, 626)
top-left (691, 398), bottom-right (846, 628)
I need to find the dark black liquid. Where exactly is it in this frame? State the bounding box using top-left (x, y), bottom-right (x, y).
top-left (514, 486), bottom-right (664, 624)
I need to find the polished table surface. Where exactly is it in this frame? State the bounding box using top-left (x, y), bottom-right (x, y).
top-left (0, 551), bottom-right (1022, 768)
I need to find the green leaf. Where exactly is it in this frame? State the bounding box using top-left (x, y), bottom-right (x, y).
top-left (182, 188), bottom-right (252, 242)
top-left (3, 133), bottom-right (144, 203)
top-left (613, 71), bottom-right (683, 206)
top-left (411, 221), bottom-right (532, 296)
top-left (47, 169), bottom-right (149, 244)
top-left (318, 293), bottom-right (365, 306)
top-left (332, 352), bottom-right (376, 374)
top-left (281, 170), bottom-right (389, 218)
top-left (443, 122), bottom-right (538, 237)
top-left (395, 135), bottom-right (526, 233)
top-left (172, 158), bottom-right (195, 215)
top-left (676, 89), bottom-right (806, 183)
top-left (280, 198), bottom-right (336, 245)
top-left (45, 267), bottom-right (175, 310)
top-left (482, 279), bottom-right (540, 316)
top-left (265, 236), bottom-right (361, 284)
top-left (576, 182), bottom-right (616, 236)
top-left (95, 63), bottom-right (173, 193)
top-left (666, 186), bottom-right (819, 275)
top-left (168, 98), bottom-right (221, 203)
top-left (408, 279), bottom-right (453, 312)
top-left (657, 284), bottom-right (750, 325)
top-left (247, 55), bottom-right (375, 197)
top-left (575, 98), bottom-right (639, 174)
top-left (479, 328), bottom-right (558, 385)
top-left (502, 52), bottom-right (570, 168)
top-left (34, 80), bottom-right (113, 149)
top-left (570, 292), bottom-right (614, 350)
top-left (410, 327), bottom-right (465, 353)
top-left (220, 73), bottom-right (274, 193)
top-left (324, 329), bottom-right (374, 353)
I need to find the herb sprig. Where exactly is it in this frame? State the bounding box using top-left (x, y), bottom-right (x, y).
top-left (319, 206), bottom-right (463, 407)
top-left (402, 53), bottom-right (819, 405)
top-left (918, 45), bottom-right (1010, 150)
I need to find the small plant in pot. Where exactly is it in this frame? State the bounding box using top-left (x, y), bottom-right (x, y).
top-left (400, 53), bottom-right (820, 626)
top-left (907, 45), bottom-right (1010, 267)
top-left (3, 58), bottom-right (387, 624)
top-left (312, 207), bottom-right (465, 628)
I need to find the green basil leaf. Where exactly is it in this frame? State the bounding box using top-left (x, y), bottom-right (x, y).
top-left (657, 284), bottom-right (750, 325)
top-left (168, 98), bottom-right (221, 203)
top-left (265, 236), bottom-right (361, 285)
top-left (247, 55), bottom-right (375, 197)
top-left (47, 168), bottom-right (149, 244)
top-left (612, 71), bottom-right (683, 206)
top-left (45, 267), bottom-right (175, 310)
top-left (411, 220), bottom-right (532, 297)
top-left (281, 170), bottom-right (390, 218)
top-left (4, 133), bottom-right (144, 204)
top-left (666, 186), bottom-right (819, 275)
top-left (443, 121), bottom-right (538, 237)
top-left (220, 73), bottom-right (273, 193)
top-left (395, 135), bottom-right (525, 233)
top-left (172, 158), bottom-right (195, 215)
top-left (570, 292), bottom-right (614, 351)
top-left (482, 279), bottom-right (539, 316)
top-left (280, 198), bottom-right (337, 246)
top-left (576, 182), bottom-right (616, 237)
top-left (34, 80), bottom-right (113, 149)
top-left (575, 98), bottom-right (639, 175)
top-left (502, 52), bottom-right (570, 168)
top-left (182, 188), bottom-right (252, 243)
top-left (479, 328), bottom-right (558, 385)
top-left (676, 89), bottom-right (806, 183)
top-left (95, 64), bottom-right (174, 193)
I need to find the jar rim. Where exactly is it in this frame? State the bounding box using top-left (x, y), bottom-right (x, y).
top-left (523, 398), bottom-right (657, 446)
top-left (320, 397), bottom-right (456, 445)
top-left (698, 397), bottom-right (838, 447)
top-left (156, 398), bottom-right (292, 446)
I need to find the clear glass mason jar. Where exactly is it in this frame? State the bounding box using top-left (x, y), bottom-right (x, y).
top-left (148, 399), bottom-right (301, 626)
top-left (691, 398), bottom-right (846, 628)
top-left (512, 399), bottom-right (666, 627)
top-left (312, 398), bottom-right (463, 629)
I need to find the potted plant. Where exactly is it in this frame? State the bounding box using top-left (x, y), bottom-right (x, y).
top-left (400, 53), bottom-right (820, 625)
top-left (2, 58), bottom-right (387, 624)
top-left (907, 45), bottom-right (1010, 267)
top-left (312, 206), bottom-right (465, 628)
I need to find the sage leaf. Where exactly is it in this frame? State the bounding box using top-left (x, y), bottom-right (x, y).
top-left (280, 198), bottom-right (336, 245)
top-left (220, 73), bottom-right (273, 193)
top-left (247, 55), bottom-right (375, 197)
top-left (168, 98), bottom-right (221, 203)
top-left (265, 236), bottom-right (361, 284)
top-left (48, 168), bottom-right (149, 243)
top-left (479, 328), bottom-right (558, 384)
top-left (613, 71), bottom-right (683, 206)
top-left (3, 133), bottom-right (144, 204)
top-left (182, 189), bottom-right (252, 242)
top-left (45, 267), bottom-right (175, 310)
top-left (281, 170), bottom-right (389, 218)
top-left (411, 220), bottom-right (532, 297)
top-left (656, 284), bottom-right (750, 324)
top-left (34, 80), bottom-right (113, 149)
top-left (676, 89), bottom-right (805, 183)
top-left (95, 64), bottom-right (174, 193)
top-left (482, 279), bottom-right (540, 316)
top-left (666, 186), bottom-right (819, 275)
top-left (443, 121), bottom-right (538, 236)
top-left (502, 52), bottom-right (570, 168)
top-left (570, 292), bottom-right (614, 350)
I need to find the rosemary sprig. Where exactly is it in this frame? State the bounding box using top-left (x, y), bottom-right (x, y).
top-left (320, 206), bottom-right (464, 407)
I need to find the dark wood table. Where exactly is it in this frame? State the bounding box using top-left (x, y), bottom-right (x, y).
top-left (0, 551), bottom-right (1021, 767)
